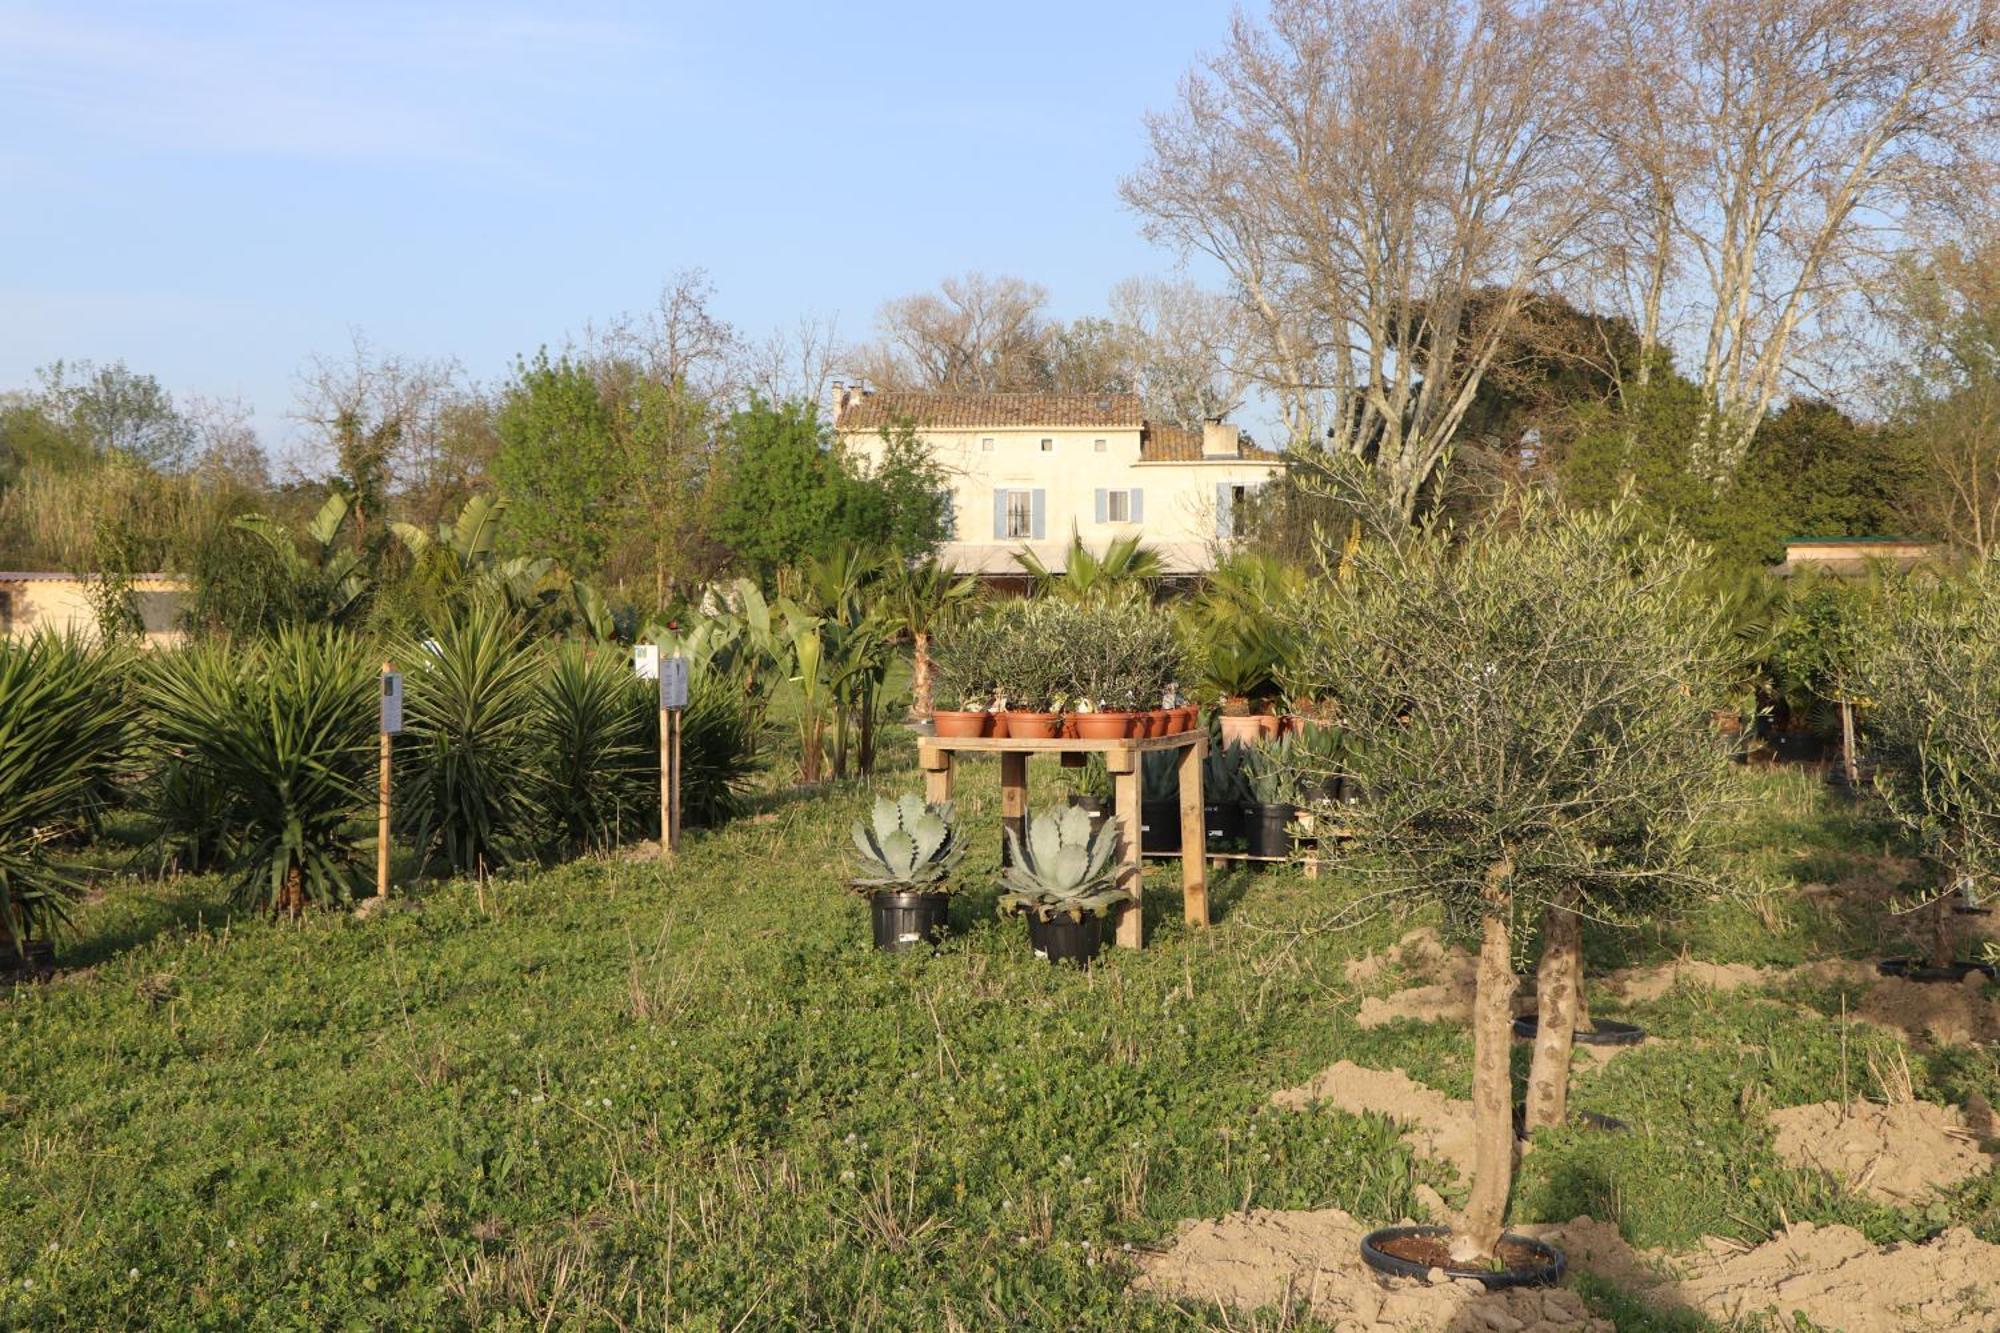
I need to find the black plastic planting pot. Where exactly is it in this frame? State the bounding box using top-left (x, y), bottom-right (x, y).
top-left (869, 891), bottom-right (951, 952)
top-left (1358, 1226), bottom-right (1565, 1289)
top-left (1067, 794), bottom-right (1112, 841)
top-left (1204, 802), bottom-right (1244, 850)
top-left (1140, 799), bottom-right (1180, 854)
top-left (1027, 913), bottom-right (1103, 966)
top-left (1512, 1014), bottom-right (1645, 1046)
top-left (1246, 802), bottom-right (1296, 859)
top-left (1876, 957), bottom-right (1998, 983)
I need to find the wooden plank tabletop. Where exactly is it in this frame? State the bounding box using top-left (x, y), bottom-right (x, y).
top-left (919, 730), bottom-right (1204, 755)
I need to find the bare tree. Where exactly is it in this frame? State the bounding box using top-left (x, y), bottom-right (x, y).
top-left (745, 311), bottom-right (844, 409)
top-left (1594, 0), bottom-right (1999, 484)
top-left (588, 269), bottom-right (744, 402)
top-left (1126, 0), bottom-right (1604, 517)
top-left (1108, 276), bottom-right (1249, 425)
top-left (853, 272), bottom-right (1053, 393)
top-left (182, 393), bottom-right (270, 492)
top-left (293, 333), bottom-right (463, 545)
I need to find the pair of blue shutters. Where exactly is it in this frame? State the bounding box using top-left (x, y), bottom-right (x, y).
top-left (1092, 488), bottom-right (1144, 524)
top-left (993, 489), bottom-right (1047, 540)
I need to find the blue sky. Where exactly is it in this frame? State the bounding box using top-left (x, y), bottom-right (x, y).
top-left (0, 1), bottom-right (1233, 460)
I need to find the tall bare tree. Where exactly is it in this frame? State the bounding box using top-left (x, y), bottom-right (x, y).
top-left (294, 334), bottom-right (464, 545)
top-left (1125, 0), bottom-right (1603, 517)
top-left (853, 272), bottom-right (1054, 393)
top-left (1108, 276), bottom-right (1250, 426)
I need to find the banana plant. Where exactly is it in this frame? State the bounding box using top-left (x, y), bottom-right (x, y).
top-left (1000, 806), bottom-right (1130, 922)
top-left (233, 491), bottom-right (370, 625)
top-left (849, 795), bottom-right (966, 895)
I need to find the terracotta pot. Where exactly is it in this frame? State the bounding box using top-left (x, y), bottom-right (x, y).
top-left (1074, 711), bottom-right (1133, 740)
top-left (932, 710), bottom-right (990, 739)
top-left (1170, 705), bottom-right (1198, 734)
top-left (1256, 714), bottom-right (1283, 739)
top-left (1006, 712), bottom-right (1062, 740)
top-left (1146, 708), bottom-right (1171, 737)
top-left (989, 712), bottom-right (1011, 739)
top-left (1218, 713), bottom-right (1264, 748)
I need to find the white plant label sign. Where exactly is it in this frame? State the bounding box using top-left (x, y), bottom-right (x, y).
top-left (380, 671), bottom-right (404, 735)
top-left (660, 655), bottom-right (689, 710)
top-left (633, 643), bottom-right (660, 681)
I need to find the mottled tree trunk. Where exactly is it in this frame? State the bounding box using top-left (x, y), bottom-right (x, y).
top-left (912, 630), bottom-right (934, 718)
top-left (1524, 901), bottom-right (1582, 1133)
top-left (1457, 865), bottom-right (1518, 1263)
top-left (1932, 893), bottom-right (1956, 971)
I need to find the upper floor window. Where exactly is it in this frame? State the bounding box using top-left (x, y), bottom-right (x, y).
top-left (1039, 438), bottom-right (1053, 453)
top-left (1093, 438), bottom-right (1107, 453)
top-left (980, 437), bottom-right (995, 453)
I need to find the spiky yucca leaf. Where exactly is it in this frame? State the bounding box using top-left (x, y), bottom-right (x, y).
top-left (0, 632), bottom-right (128, 952)
top-left (1000, 807), bottom-right (1128, 920)
top-left (850, 795), bottom-right (965, 892)
top-left (142, 629), bottom-right (376, 912)
top-left (533, 641), bottom-right (654, 856)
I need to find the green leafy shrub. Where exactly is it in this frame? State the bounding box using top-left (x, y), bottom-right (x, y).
top-left (533, 641), bottom-right (654, 857)
top-left (142, 628), bottom-right (377, 912)
top-left (0, 633), bottom-right (127, 952)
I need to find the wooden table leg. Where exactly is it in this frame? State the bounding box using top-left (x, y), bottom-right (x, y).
top-left (921, 741), bottom-right (953, 805)
top-left (1109, 743), bottom-right (1144, 948)
top-left (999, 751), bottom-right (1028, 865)
top-left (1179, 735), bottom-right (1209, 927)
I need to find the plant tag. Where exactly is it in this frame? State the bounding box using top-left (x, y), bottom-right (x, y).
top-left (380, 672), bottom-right (403, 735)
top-left (660, 655), bottom-right (689, 710)
top-left (633, 643), bottom-right (659, 680)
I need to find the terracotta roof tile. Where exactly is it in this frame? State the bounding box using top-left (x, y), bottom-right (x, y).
top-left (1138, 423), bottom-right (1285, 463)
top-left (835, 390), bottom-right (1144, 431)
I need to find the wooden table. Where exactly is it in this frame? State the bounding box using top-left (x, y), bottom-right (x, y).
top-left (917, 730), bottom-right (1208, 948)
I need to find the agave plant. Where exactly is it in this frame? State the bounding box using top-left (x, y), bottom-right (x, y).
top-left (533, 641), bottom-right (654, 856)
top-left (1000, 806), bottom-right (1130, 921)
top-left (1203, 740), bottom-right (1253, 807)
top-left (398, 605), bottom-right (543, 876)
top-left (849, 795), bottom-right (966, 895)
top-left (142, 629), bottom-right (377, 913)
top-left (0, 633), bottom-right (128, 954)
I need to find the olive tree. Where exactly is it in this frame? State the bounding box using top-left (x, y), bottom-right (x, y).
top-left (1861, 565), bottom-right (2000, 969)
top-left (1290, 493), bottom-right (1734, 1260)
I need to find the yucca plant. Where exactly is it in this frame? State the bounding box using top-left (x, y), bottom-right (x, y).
top-left (138, 755), bottom-right (239, 878)
top-left (534, 641), bottom-right (654, 857)
top-left (1000, 806), bottom-right (1129, 922)
top-left (398, 606), bottom-right (543, 876)
top-left (849, 795), bottom-right (966, 895)
top-left (142, 629), bottom-right (377, 913)
top-left (677, 666), bottom-right (760, 828)
top-left (0, 633), bottom-right (128, 956)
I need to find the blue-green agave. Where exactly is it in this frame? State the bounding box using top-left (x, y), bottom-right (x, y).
top-left (1000, 806), bottom-right (1130, 921)
top-left (849, 795), bottom-right (966, 894)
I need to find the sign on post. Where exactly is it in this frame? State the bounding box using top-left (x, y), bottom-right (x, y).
top-left (660, 655), bottom-right (689, 709)
top-left (633, 643), bottom-right (660, 681)
top-left (656, 653), bottom-right (687, 858)
top-left (377, 665), bottom-right (400, 900)
top-left (379, 671), bottom-right (404, 735)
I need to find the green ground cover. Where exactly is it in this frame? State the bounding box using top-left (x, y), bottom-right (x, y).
top-left (1, 765), bottom-right (1995, 1330)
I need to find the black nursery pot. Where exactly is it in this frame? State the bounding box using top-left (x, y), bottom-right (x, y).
top-left (1139, 798), bottom-right (1180, 854)
top-left (869, 891), bottom-right (951, 952)
top-left (1204, 802), bottom-right (1245, 849)
top-left (1027, 912), bottom-right (1103, 966)
top-left (1876, 957), bottom-right (1999, 983)
top-left (1512, 1013), bottom-right (1646, 1046)
top-left (1246, 802), bottom-right (1296, 859)
top-left (1359, 1226), bottom-right (1565, 1289)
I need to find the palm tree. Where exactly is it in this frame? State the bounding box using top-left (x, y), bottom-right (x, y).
top-left (1013, 531), bottom-right (1162, 606)
top-left (881, 557), bottom-right (978, 718)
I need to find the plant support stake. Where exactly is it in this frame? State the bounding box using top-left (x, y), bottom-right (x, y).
top-left (378, 663), bottom-right (403, 898)
top-left (659, 654), bottom-right (688, 858)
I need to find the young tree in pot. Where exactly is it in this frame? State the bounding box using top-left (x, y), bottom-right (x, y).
top-left (1000, 806), bottom-right (1130, 965)
top-left (1240, 736), bottom-right (1299, 860)
top-left (1861, 567), bottom-right (2000, 982)
top-left (1200, 623), bottom-right (1284, 747)
top-left (1202, 739), bottom-right (1251, 849)
top-left (930, 613), bottom-right (1001, 737)
top-left (850, 794), bottom-right (967, 951)
top-left (1290, 494), bottom-right (1733, 1273)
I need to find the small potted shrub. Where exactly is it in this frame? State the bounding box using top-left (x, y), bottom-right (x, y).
top-left (993, 604), bottom-right (1065, 739)
top-left (1001, 806), bottom-right (1129, 965)
top-left (1066, 756), bottom-right (1114, 838)
top-left (850, 795), bottom-right (967, 951)
top-left (929, 616), bottom-right (999, 738)
top-left (1202, 623), bottom-right (1285, 747)
top-left (1203, 739), bottom-right (1251, 849)
top-left (1241, 737), bottom-right (1299, 860)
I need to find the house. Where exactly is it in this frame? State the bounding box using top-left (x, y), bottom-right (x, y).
top-left (830, 388), bottom-right (1284, 577)
top-left (0, 572), bottom-right (189, 649)
top-left (1775, 537), bottom-right (1937, 577)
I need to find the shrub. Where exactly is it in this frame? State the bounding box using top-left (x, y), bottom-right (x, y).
top-left (0, 633), bottom-right (127, 953)
top-left (677, 665), bottom-right (760, 827)
top-left (143, 629), bottom-right (377, 913)
top-left (533, 641), bottom-right (655, 857)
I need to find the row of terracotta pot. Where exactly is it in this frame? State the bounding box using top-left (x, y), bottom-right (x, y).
top-left (932, 707), bottom-right (1200, 740)
top-left (1217, 712), bottom-right (1336, 748)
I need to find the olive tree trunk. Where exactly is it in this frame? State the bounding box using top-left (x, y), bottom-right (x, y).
top-left (1524, 901), bottom-right (1582, 1133)
top-left (912, 630), bottom-right (934, 718)
top-left (1456, 872), bottom-right (1519, 1262)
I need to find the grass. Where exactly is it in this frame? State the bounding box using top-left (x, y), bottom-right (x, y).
top-left (1, 761), bottom-right (1994, 1329)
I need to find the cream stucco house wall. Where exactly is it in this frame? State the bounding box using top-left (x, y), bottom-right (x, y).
top-left (0, 572), bottom-right (188, 648)
top-left (831, 390), bottom-right (1283, 576)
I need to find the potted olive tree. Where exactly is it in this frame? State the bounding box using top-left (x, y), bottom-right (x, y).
top-left (1000, 806), bottom-right (1129, 965)
top-left (1861, 567), bottom-right (2000, 982)
top-left (1291, 493), bottom-right (1733, 1281)
top-left (850, 795), bottom-right (967, 951)
top-left (930, 614), bottom-right (1001, 737)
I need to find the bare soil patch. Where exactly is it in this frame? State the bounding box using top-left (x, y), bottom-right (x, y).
top-left (1767, 1099), bottom-right (1994, 1204)
top-left (1602, 959), bottom-right (1771, 1002)
top-left (1856, 972), bottom-right (2000, 1046)
top-left (1344, 926), bottom-right (1465, 987)
top-left (1272, 1061), bottom-right (1479, 1178)
top-left (1134, 1206), bottom-right (1611, 1332)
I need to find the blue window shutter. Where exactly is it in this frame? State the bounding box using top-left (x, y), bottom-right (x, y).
top-left (993, 489), bottom-right (1007, 539)
top-left (1130, 488), bottom-right (1144, 524)
top-left (1094, 488), bottom-right (1108, 523)
top-left (1031, 489), bottom-right (1047, 540)
top-left (1216, 483), bottom-right (1233, 538)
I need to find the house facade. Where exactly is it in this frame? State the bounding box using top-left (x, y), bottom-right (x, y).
top-left (0, 572), bottom-right (189, 649)
top-left (830, 389), bottom-right (1283, 576)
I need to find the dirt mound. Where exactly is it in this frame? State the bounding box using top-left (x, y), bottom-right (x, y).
top-left (1603, 960), bottom-right (1771, 1002)
top-left (1856, 972), bottom-right (2000, 1046)
top-left (1345, 927), bottom-right (1469, 987)
top-left (1671, 1223), bottom-right (2000, 1332)
top-left (1768, 1100), bottom-right (1994, 1204)
top-left (1134, 1207), bottom-right (1612, 1332)
top-left (1272, 1061), bottom-right (1479, 1178)
top-left (1356, 983), bottom-right (1477, 1029)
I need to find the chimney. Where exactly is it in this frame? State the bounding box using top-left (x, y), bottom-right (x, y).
top-left (832, 381), bottom-right (850, 423)
top-left (1201, 418), bottom-right (1240, 458)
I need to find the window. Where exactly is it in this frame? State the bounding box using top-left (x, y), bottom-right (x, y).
top-left (1005, 490), bottom-right (1034, 538)
top-left (0, 590), bottom-right (10, 638)
top-left (980, 437), bottom-right (995, 453)
top-left (1093, 438), bottom-right (1107, 453)
top-left (1106, 490), bottom-right (1131, 522)
top-left (1039, 438), bottom-right (1053, 452)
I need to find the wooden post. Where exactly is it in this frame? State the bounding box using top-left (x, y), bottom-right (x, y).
top-left (659, 696), bottom-right (675, 859)
top-left (1179, 733), bottom-right (1208, 927)
top-left (1000, 751), bottom-right (1028, 866)
top-left (1839, 699), bottom-right (1859, 788)
top-left (667, 706), bottom-right (683, 855)
top-left (377, 661), bottom-right (396, 899)
top-left (919, 740), bottom-right (953, 805)
top-left (1108, 742), bottom-right (1144, 949)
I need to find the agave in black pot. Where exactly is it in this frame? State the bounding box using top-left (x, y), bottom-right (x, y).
top-left (850, 795), bottom-right (967, 952)
top-left (1000, 807), bottom-right (1131, 965)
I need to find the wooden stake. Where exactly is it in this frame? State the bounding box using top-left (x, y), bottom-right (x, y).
top-left (377, 661), bottom-right (393, 899)
top-left (667, 706), bottom-right (683, 855)
top-left (659, 696), bottom-right (673, 859)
